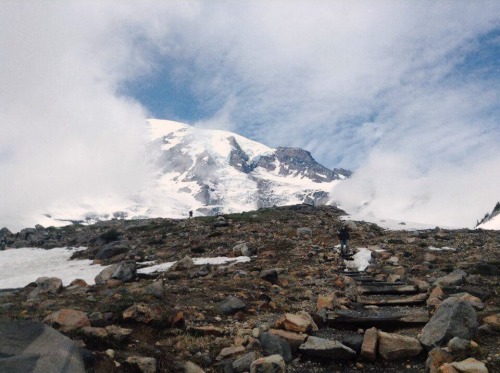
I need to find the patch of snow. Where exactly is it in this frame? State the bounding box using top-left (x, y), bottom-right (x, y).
top-left (477, 214), bottom-right (500, 230)
top-left (340, 213), bottom-right (443, 231)
top-left (345, 247), bottom-right (372, 272)
top-left (428, 246), bottom-right (456, 251)
top-left (0, 247), bottom-right (104, 289)
top-left (137, 256), bottom-right (251, 274)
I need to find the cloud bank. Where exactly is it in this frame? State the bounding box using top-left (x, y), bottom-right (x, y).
top-left (1, 1), bottom-right (499, 229)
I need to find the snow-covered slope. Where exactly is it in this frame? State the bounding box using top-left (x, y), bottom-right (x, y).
top-left (144, 119), bottom-right (348, 217)
top-left (36, 119), bottom-right (350, 227)
top-left (476, 202), bottom-right (500, 230)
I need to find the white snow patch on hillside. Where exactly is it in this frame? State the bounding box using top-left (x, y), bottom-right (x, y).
top-left (345, 247), bottom-right (372, 272)
top-left (0, 247), bottom-right (104, 289)
top-left (428, 246), bottom-right (456, 251)
top-left (137, 256), bottom-right (251, 274)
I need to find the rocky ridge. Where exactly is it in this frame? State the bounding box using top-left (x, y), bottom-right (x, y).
top-left (0, 204), bottom-right (499, 372)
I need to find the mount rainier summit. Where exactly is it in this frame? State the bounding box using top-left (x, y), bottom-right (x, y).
top-left (41, 119), bottom-right (351, 227)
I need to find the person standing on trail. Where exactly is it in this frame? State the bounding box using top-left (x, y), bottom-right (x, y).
top-left (337, 225), bottom-right (350, 255)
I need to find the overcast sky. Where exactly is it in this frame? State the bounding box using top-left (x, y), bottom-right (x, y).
top-left (1, 1), bottom-right (499, 229)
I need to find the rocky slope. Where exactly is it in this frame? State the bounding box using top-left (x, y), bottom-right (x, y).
top-left (0, 204), bottom-right (499, 372)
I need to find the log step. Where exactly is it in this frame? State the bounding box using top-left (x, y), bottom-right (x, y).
top-left (358, 285), bottom-right (419, 295)
top-left (326, 307), bottom-right (429, 327)
top-left (358, 293), bottom-right (428, 306)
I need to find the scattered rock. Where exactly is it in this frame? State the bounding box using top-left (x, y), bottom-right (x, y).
top-left (250, 354), bottom-right (286, 373)
top-left (216, 345), bottom-right (245, 361)
top-left (126, 356), bottom-right (157, 373)
top-left (268, 329), bottom-right (307, 353)
top-left (427, 347), bottom-right (453, 373)
top-left (259, 332), bottom-right (292, 363)
top-left (122, 303), bottom-right (163, 324)
top-left (275, 312), bottom-right (318, 333)
top-left (420, 297), bottom-right (478, 350)
top-left (298, 336), bottom-right (356, 360)
top-left (296, 227), bottom-right (312, 238)
top-left (434, 269), bottom-right (467, 287)
top-left (43, 308), bottom-right (90, 332)
top-left (95, 260), bottom-right (136, 285)
top-left (260, 269), bottom-right (279, 284)
top-left (214, 296), bottom-right (246, 315)
top-left (377, 331), bottom-right (423, 360)
top-left (482, 313), bottom-right (500, 331)
top-left (232, 351), bottom-right (258, 373)
top-left (450, 357), bottom-right (488, 373)
top-left (361, 327), bottom-right (378, 361)
top-left (171, 256), bottom-right (195, 271)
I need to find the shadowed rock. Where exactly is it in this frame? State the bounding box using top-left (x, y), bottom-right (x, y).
top-left (0, 320), bottom-right (85, 373)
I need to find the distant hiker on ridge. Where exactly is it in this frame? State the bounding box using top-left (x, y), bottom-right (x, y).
top-left (338, 225), bottom-right (350, 255)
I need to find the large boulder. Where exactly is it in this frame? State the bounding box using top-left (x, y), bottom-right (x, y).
top-left (0, 320), bottom-right (86, 373)
top-left (95, 261), bottom-right (136, 285)
top-left (419, 297), bottom-right (478, 350)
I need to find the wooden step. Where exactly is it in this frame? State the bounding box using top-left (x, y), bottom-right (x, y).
top-left (326, 307), bottom-right (429, 327)
top-left (358, 293), bottom-right (428, 306)
top-left (358, 284), bottom-right (419, 295)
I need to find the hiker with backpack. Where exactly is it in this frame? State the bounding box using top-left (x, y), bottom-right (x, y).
top-left (338, 225), bottom-right (350, 256)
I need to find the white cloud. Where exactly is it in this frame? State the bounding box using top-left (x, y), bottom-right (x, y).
top-left (1, 1), bottom-right (499, 229)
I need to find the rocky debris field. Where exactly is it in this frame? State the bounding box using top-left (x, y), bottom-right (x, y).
top-left (0, 204), bottom-right (499, 373)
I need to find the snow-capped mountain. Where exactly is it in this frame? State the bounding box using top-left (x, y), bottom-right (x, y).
top-left (39, 119), bottom-right (350, 227)
top-left (145, 119), bottom-right (349, 216)
top-left (476, 202), bottom-right (500, 230)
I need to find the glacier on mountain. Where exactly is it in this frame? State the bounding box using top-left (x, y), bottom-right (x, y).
top-left (35, 119), bottom-right (350, 228)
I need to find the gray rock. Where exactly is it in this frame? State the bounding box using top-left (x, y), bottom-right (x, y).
top-left (233, 242), bottom-right (252, 256)
top-left (260, 269), bottom-right (278, 285)
top-left (0, 320), bottom-right (85, 373)
top-left (296, 227), bottom-right (312, 237)
top-left (259, 332), bottom-right (292, 363)
top-left (95, 261), bottom-right (136, 285)
top-left (146, 280), bottom-right (164, 299)
top-left (250, 354), bottom-right (285, 373)
top-left (34, 277), bottom-right (63, 294)
top-left (434, 269), bottom-right (467, 287)
top-left (447, 337), bottom-right (471, 353)
top-left (298, 336), bottom-right (356, 360)
top-left (171, 256), bottom-right (195, 271)
top-left (341, 334), bottom-right (364, 354)
top-left (232, 351), bottom-right (258, 373)
top-left (95, 241), bottom-right (130, 260)
top-left (214, 296), bottom-right (246, 315)
top-left (419, 297), bottom-right (478, 350)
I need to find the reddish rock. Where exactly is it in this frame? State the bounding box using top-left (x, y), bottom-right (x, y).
top-left (43, 309), bottom-right (90, 332)
top-left (378, 331), bottom-right (423, 360)
top-left (122, 303), bottom-right (163, 324)
top-left (361, 327), bottom-right (378, 362)
top-left (427, 347), bottom-right (453, 373)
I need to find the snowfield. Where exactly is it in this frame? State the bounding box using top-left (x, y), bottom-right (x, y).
top-left (0, 247), bottom-right (251, 290)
